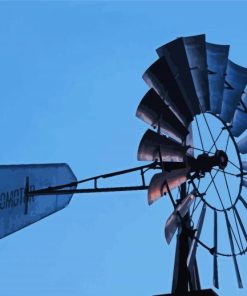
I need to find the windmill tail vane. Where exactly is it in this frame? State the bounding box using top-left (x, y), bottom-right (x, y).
top-left (1, 34), bottom-right (247, 296)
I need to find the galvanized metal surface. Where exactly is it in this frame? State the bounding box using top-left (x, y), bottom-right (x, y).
top-left (221, 60), bottom-right (247, 123)
top-left (136, 89), bottom-right (188, 142)
top-left (0, 163), bottom-right (76, 239)
top-left (147, 168), bottom-right (190, 205)
top-left (143, 57), bottom-right (193, 126)
top-left (164, 192), bottom-right (195, 244)
top-left (137, 129), bottom-right (187, 162)
top-left (187, 204), bottom-right (207, 271)
top-left (157, 37), bottom-right (200, 116)
top-left (231, 86), bottom-right (247, 137)
top-left (206, 42), bottom-right (229, 114)
top-left (183, 34), bottom-right (210, 112)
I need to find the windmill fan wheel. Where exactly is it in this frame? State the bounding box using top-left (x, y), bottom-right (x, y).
top-left (136, 34), bottom-right (247, 290)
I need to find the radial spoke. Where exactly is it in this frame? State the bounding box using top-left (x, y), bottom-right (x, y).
top-left (191, 179), bottom-right (201, 217)
top-left (190, 146), bottom-right (214, 155)
top-left (191, 195), bottom-right (198, 216)
top-left (228, 159), bottom-right (241, 171)
top-left (204, 170), bottom-right (219, 194)
top-left (209, 172), bottom-right (225, 210)
top-left (195, 116), bottom-right (206, 152)
top-left (211, 168), bottom-right (239, 178)
top-left (208, 129), bottom-right (223, 154)
top-left (202, 112), bottom-right (218, 151)
top-left (191, 198), bottom-right (202, 218)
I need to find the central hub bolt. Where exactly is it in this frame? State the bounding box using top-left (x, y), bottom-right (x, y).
top-left (189, 150), bottom-right (228, 175)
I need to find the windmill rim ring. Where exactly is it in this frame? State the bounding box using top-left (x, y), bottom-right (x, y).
top-left (187, 111), bottom-right (246, 257)
top-left (191, 111), bottom-right (244, 213)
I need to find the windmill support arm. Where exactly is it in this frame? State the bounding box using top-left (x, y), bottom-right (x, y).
top-left (27, 185), bottom-right (149, 196)
top-left (25, 162), bottom-right (158, 197)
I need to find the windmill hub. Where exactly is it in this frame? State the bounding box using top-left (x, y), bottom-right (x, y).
top-left (191, 150), bottom-right (228, 174)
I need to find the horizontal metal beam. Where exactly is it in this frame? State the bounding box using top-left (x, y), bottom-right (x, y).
top-left (27, 185), bottom-right (149, 196)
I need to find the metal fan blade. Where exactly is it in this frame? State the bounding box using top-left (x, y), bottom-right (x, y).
top-left (213, 210), bottom-right (219, 289)
top-left (231, 86), bottom-right (247, 137)
top-left (156, 38), bottom-right (200, 116)
top-left (234, 207), bottom-right (247, 242)
top-left (164, 192), bottom-right (196, 244)
top-left (220, 60), bottom-right (247, 123)
top-left (138, 129), bottom-right (188, 162)
top-left (148, 168), bottom-right (190, 205)
top-left (242, 179), bottom-right (247, 188)
top-left (231, 110), bottom-right (247, 138)
top-left (237, 135), bottom-right (247, 154)
top-left (143, 57), bottom-right (193, 126)
top-left (239, 195), bottom-right (247, 209)
top-left (187, 204), bottom-right (207, 272)
top-left (242, 161), bottom-right (247, 171)
top-left (186, 123), bottom-right (194, 157)
top-left (183, 34), bottom-right (209, 112)
top-left (224, 212), bottom-right (243, 288)
top-left (206, 42), bottom-right (229, 114)
top-left (136, 89), bottom-right (189, 142)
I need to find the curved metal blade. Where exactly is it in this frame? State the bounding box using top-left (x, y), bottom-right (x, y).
top-left (242, 161), bottom-right (247, 171)
top-left (143, 57), bottom-right (193, 126)
top-left (234, 207), bottom-right (247, 242)
top-left (206, 42), bottom-right (229, 114)
top-left (186, 123), bottom-right (194, 157)
top-left (231, 86), bottom-right (247, 137)
top-left (220, 60), bottom-right (247, 123)
top-left (224, 212), bottom-right (243, 288)
top-left (156, 37), bottom-right (200, 116)
top-left (136, 89), bottom-right (189, 142)
top-left (164, 192), bottom-right (196, 244)
top-left (148, 168), bottom-right (190, 205)
top-left (138, 129), bottom-right (188, 162)
top-left (187, 204), bottom-right (207, 271)
top-left (232, 111), bottom-right (247, 138)
top-left (237, 135), bottom-right (247, 154)
top-left (183, 34), bottom-right (209, 112)
top-left (213, 210), bottom-right (219, 289)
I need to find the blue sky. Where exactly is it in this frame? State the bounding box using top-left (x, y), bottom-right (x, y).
top-left (0, 1), bottom-right (247, 296)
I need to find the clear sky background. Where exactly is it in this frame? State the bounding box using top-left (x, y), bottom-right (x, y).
top-left (0, 1), bottom-right (247, 296)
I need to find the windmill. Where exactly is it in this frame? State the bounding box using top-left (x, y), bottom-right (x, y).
top-left (1, 34), bottom-right (247, 295)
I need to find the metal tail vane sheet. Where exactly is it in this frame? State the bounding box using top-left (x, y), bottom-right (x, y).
top-left (0, 164), bottom-right (76, 239)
